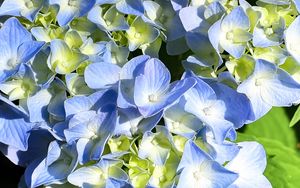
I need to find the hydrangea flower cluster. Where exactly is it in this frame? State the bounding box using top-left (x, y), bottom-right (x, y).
top-left (0, 0), bottom-right (300, 187)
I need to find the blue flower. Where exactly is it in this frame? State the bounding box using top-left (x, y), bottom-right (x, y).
top-left (133, 58), bottom-right (196, 117)
top-left (0, 18), bottom-right (44, 83)
top-left (176, 140), bottom-right (238, 188)
top-left (183, 76), bottom-right (236, 143)
top-left (208, 6), bottom-right (252, 58)
top-left (64, 104), bottom-right (117, 164)
top-left (237, 59), bottom-right (300, 121)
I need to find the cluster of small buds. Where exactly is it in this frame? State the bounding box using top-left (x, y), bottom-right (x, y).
top-left (0, 0), bottom-right (300, 187)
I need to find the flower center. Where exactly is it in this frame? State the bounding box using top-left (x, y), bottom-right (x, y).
top-left (265, 27), bottom-right (274, 36)
top-left (226, 31), bottom-right (234, 41)
top-left (24, 0), bottom-right (34, 8)
top-left (193, 169), bottom-right (202, 182)
top-left (255, 78), bottom-right (263, 86)
top-left (68, 0), bottom-right (78, 7)
top-left (202, 107), bottom-right (212, 116)
top-left (171, 121), bottom-right (180, 129)
top-left (148, 94), bottom-right (158, 102)
top-left (134, 32), bottom-right (141, 39)
top-left (7, 58), bottom-right (18, 69)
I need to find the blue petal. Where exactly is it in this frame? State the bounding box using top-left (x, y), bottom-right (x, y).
top-left (77, 0), bottom-right (96, 16)
top-left (206, 137), bottom-right (240, 164)
top-left (0, 0), bottom-right (23, 17)
top-left (177, 140), bottom-right (211, 171)
top-left (0, 130), bottom-right (53, 166)
top-left (170, 0), bottom-right (188, 11)
top-left (222, 6), bottom-right (250, 30)
top-left (226, 142), bottom-right (271, 188)
top-left (17, 41), bottom-right (45, 63)
top-left (84, 62), bottom-right (121, 89)
top-left (208, 19), bottom-right (222, 53)
top-left (56, 6), bottom-right (77, 26)
top-left (64, 95), bottom-right (93, 118)
top-left (27, 89), bottom-right (53, 122)
top-left (253, 25), bottom-right (284, 48)
top-left (177, 160), bottom-right (237, 188)
top-left (285, 16), bottom-right (300, 63)
top-left (116, 0), bottom-right (144, 16)
top-left (106, 178), bottom-right (133, 188)
top-left (0, 97), bottom-right (33, 151)
top-left (209, 82), bottom-right (253, 128)
top-left (183, 77), bottom-right (234, 143)
top-left (118, 55), bottom-right (150, 108)
top-left (0, 17), bottom-right (33, 49)
top-left (179, 6), bottom-right (207, 32)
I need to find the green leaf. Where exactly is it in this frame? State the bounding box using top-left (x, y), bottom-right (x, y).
top-left (244, 107), bottom-right (297, 149)
top-left (237, 133), bottom-right (300, 188)
top-left (290, 105), bottom-right (300, 127)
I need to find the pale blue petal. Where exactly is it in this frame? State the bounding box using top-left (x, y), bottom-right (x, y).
top-left (118, 55), bottom-right (150, 108)
top-left (178, 161), bottom-right (238, 188)
top-left (253, 26), bottom-right (283, 48)
top-left (64, 96), bottom-right (92, 118)
top-left (204, 2), bottom-right (226, 22)
top-left (220, 40), bottom-right (246, 59)
top-left (0, 17), bottom-right (32, 50)
top-left (138, 110), bottom-right (163, 133)
top-left (179, 7), bottom-right (205, 32)
top-left (56, 6), bottom-right (77, 26)
top-left (226, 141), bottom-right (271, 188)
top-left (222, 6), bottom-right (250, 30)
top-left (0, 0), bottom-right (23, 16)
top-left (116, 0), bottom-right (144, 16)
top-left (84, 62), bottom-right (121, 89)
top-left (206, 138), bottom-right (240, 164)
top-left (0, 100), bottom-right (33, 151)
top-left (27, 89), bottom-right (53, 122)
top-left (106, 178), bottom-right (133, 188)
top-left (67, 165), bottom-right (105, 187)
top-left (65, 123), bottom-right (92, 144)
top-left (208, 20), bottom-right (222, 53)
top-left (170, 0), bottom-right (188, 11)
top-left (285, 16), bottom-right (300, 63)
top-left (17, 41), bottom-right (45, 63)
top-left (177, 140), bottom-right (211, 171)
